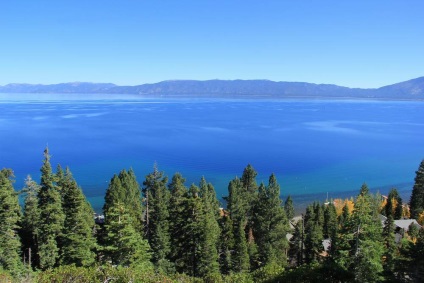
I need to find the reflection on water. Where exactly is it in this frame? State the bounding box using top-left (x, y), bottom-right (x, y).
top-left (1, 94), bottom-right (423, 212)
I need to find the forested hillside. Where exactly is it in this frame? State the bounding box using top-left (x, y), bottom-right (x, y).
top-left (1, 149), bottom-right (424, 282)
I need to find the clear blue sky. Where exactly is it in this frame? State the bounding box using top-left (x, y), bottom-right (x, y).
top-left (1, 1), bottom-right (423, 88)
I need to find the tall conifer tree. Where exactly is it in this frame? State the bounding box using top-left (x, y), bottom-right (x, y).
top-left (168, 173), bottom-right (188, 267)
top-left (37, 148), bottom-right (65, 270)
top-left (57, 166), bottom-right (96, 267)
top-left (142, 165), bottom-right (172, 273)
top-left (284, 195), bottom-right (295, 221)
top-left (252, 174), bottom-right (289, 267)
top-left (0, 168), bottom-right (23, 276)
top-left (304, 204), bottom-right (323, 263)
top-left (351, 184), bottom-right (384, 282)
top-left (198, 178), bottom-right (221, 278)
top-left (177, 184), bottom-right (203, 277)
top-left (104, 169), bottom-right (144, 232)
top-left (103, 203), bottom-right (151, 267)
top-left (20, 175), bottom-right (40, 269)
top-left (410, 160), bottom-right (424, 219)
top-left (226, 178), bottom-right (250, 271)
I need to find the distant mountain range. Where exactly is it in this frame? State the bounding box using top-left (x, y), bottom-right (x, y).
top-left (1, 77), bottom-right (424, 100)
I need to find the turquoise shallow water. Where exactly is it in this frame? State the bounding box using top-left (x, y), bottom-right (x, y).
top-left (1, 94), bottom-right (423, 212)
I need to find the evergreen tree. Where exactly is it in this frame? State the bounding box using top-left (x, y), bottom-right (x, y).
top-left (252, 174), bottom-right (289, 267)
top-left (218, 214), bottom-right (234, 274)
top-left (232, 220), bottom-right (250, 273)
top-left (410, 160), bottom-right (424, 219)
top-left (385, 188), bottom-right (403, 220)
top-left (382, 215), bottom-right (397, 277)
top-left (168, 173), bottom-right (188, 267)
top-left (197, 178), bottom-right (220, 277)
top-left (240, 164), bottom-right (258, 258)
top-left (333, 203), bottom-right (354, 271)
top-left (176, 184), bottom-right (203, 277)
top-left (103, 203), bottom-right (151, 267)
top-left (284, 195), bottom-right (295, 221)
top-left (0, 168), bottom-right (23, 276)
top-left (323, 202), bottom-right (337, 239)
top-left (289, 218), bottom-right (304, 266)
top-left (37, 148), bottom-right (65, 270)
top-left (20, 175), bottom-right (40, 269)
top-left (226, 178), bottom-right (250, 272)
top-left (58, 166), bottom-right (96, 267)
top-left (303, 204), bottom-right (323, 263)
top-left (104, 169), bottom-right (143, 233)
top-left (142, 165), bottom-right (172, 273)
top-left (351, 184), bottom-right (384, 282)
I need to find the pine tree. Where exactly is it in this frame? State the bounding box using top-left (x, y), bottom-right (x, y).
top-left (351, 184), bottom-right (384, 282)
top-left (303, 204), bottom-right (323, 263)
top-left (0, 168), bottom-right (23, 277)
top-left (410, 160), bottom-right (424, 219)
top-left (382, 215), bottom-right (397, 277)
top-left (240, 164), bottom-right (258, 259)
top-left (323, 202), bottom-right (337, 239)
top-left (333, 203), bottom-right (354, 271)
top-left (232, 220), bottom-right (250, 273)
top-left (218, 214), bottom-right (234, 274)
top-left (284, 195), bottom-right (295, 221)
top-left (103, 203), bottom-right (151, 267)
top-left (142, 165), bottom-right (172, 273)
top-left (20, 175), bottom-right (40, 269)
top-left (104, 169), bottom-right (144, 233)
top-left (385, 188), bottom-right (403, 220)
top-left (252, 174), bottom-right (289, 267)
top-left (177, 184), bottom-right (203, 277)
top-left (197, 178), bottom-right (221, 278)
top-left (168, 173), bottom-right (188, 267)
top-left (58, 166), bottom-right (96, 267)
top-left (37, 148), bottom-right (65, 270)
top-left (289, 218), bottom-right (304, 266)
top-left (226, 178), bottom-right (250, 272)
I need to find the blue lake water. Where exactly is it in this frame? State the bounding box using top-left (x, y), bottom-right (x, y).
top-left (1, 94), bottom-right (423, 213)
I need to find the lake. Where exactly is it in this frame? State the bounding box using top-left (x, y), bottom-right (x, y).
top-left (1, 94), bottom-right (423, 213)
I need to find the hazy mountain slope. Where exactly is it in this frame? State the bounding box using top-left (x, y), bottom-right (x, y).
top-left (1, 77), bottom-right (423, 99)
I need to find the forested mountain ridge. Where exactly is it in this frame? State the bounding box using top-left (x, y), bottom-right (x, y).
top-left (1, 77), bottom-right (424, 99)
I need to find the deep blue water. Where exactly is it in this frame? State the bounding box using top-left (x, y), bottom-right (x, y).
top-left (1, 94), bottom-right (423, 213)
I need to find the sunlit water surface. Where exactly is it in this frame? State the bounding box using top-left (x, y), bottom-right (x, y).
top-left (1, 94), bottom-right (423, 213)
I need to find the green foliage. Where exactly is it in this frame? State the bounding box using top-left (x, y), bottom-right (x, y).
top-left (173, 184), bottom-right (203, 276)
top-left (167, 173), bottom-right (188, 267)
top-left (36, 265), bottom-right (97, 283)
top-left (289, 218), bottom-right (304, 266)
top-left (6, 152), bottom-right (424, 282)
top-left (252, 174), bottom-right (289, 268)
top-left (0, 169), bottom-right (24, 277)
top-left (323, 203), bottom-right (337, 239)
top-left (37, 148), bottom-right (65, 270)
top-left (385, 188), bottom-right (403, 220)
top-left (284, 195), bottom-right (295, 221)
top-left (103, 203), bottom-right (151, 268)
top-left (218, 215), bottom-right (234, 274)
top-left (350, 184), bottom-right (384, 282)
top-left (20, 175), bottom-right (40, 270)
top-left (143, 165), bottom-right (172, 273)
top-left (197, 178), bottom-right (221, 277)
top-left (303, 203), bottom-right (323, 263)
top-left (58, 166), bottom-right (97, 267)
top-left (410, 159), bottom-right (424, 219)
top-left (232, 220), bottom-right (250, 273)
top-left (382, 215), bottom-right (397, 278)
top-left (104, 169), bottom-right (144, 233)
